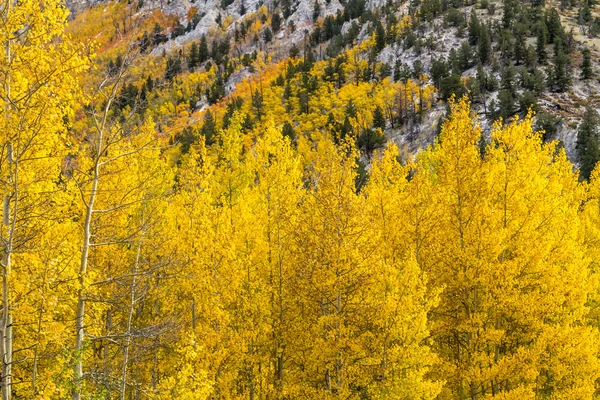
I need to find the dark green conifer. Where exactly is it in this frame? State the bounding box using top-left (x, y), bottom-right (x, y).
top-left (577, 107), bottom-right (600, 180)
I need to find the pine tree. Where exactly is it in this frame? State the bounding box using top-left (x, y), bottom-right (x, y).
top-left (513, 23), bottom-right (527, 64)
top-left (582, 47), bottom-right (593, 80)
top-left (431, 58), bottom-right (450, 88)
top-left (283, 0), bottom-right (293, 18)
top-left (449, 47), bottom-right (461, 75)
top-left (373, 105), bottom-right (386, 130)
top-left (547, 8), bottom-right (564, 44)
top-left (272, 12), bottom-right (281, 32)
top-left (534, 112), bottom-right (560, 141)
top-left (252, 89), bottom-right (264, 118)
top-left (340, 116), bottom-right (353, 140)
top-left (502, 0), bottom-right (516, 28)
top-left (201, 110), bottom-right (217, 145)
top-left (375, 22), bottom-right (386, 53)
top-left (501, 63), bottom-right (516, 95)
top-left (536, 21), bottom-right (548, 63)
top-left (580, 0), bottom-right (592, 23)
top-left (577, 106), bottom-right (600, 180)
top-left (468, 12), bottom-right (480, 46)
top-left (478, 26), bottom-right (491, 64)
top-left (188, 42), bottom-right (199, 70)
top-left (357, 128), bottom-right (386, 155)
top-left (459, 41), bottom-right (474, 71)
top-left (498, 89), bottom-right (514, 119)
top-left (264, 27), bottom-right (273, 43)
top-left (552, 49), bottom-right (570, 91)
top-left (199, 35), bottom-right (209, 62)
top-left (282, 121), bottom-right (296, 141)
top-left (152, 22), bottom-right (163, 45)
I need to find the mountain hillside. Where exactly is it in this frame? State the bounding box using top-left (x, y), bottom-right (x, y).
top-left (2, 0), bottom-right (600, 398)
top-left (66, 0), bottom-right (599, 164)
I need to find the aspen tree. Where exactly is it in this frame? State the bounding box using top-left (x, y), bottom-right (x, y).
top-left (170, 113), bottom-right (256, 397)
top-left (246, 120), bottom-right (303, 396)
top-left (159, 140), bottom-right (217, 398)
top-left (208, 113), bottom-right (257, 396)
top-left (120, 168), bottom-right (174, 398)
top-left (70, 41), bottom-right (166, 396)
top-left (422, 98), bottom-right (600, 398)
top-left (0, 0), bottom-right (86, 398)
top-left (85, 129), bottom-right (172, 399)
top-left (293, 135), bottom-right (377, 397)
top-left (364, 144), bottom-right (442, 398)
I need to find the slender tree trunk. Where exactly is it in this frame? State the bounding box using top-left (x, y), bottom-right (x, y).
top-left (1, 315), bottom-right (10, 400)
top-left (32, 261), bottom-right (50, 394)
top-left (335, 292), bottom-right (341, 393)
top-left (73, 125), bottom-right (103, 400)
top-left (1, 149), bottom-right (17, 400)
top-left (104, 309), bottom-right (111, 384)
top-left (1, 13), bottom-right (14, 398)
top-left (276, 254), bottom-right (284, 393)
top-left (72, 48), bottom-right (126, 396)
top-left (1, 191), bottom-right (13, 400)
top-left (120, 214), bottom-right (144, 400)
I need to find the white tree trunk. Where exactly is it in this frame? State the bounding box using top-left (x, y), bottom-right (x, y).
top-left (120, 212), bottom-right (144, 400)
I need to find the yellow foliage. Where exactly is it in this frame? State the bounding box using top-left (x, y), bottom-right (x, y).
top-left (2, 3), bottom-right (600, 396)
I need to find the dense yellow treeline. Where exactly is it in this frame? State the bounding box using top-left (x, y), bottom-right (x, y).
top-left (7, 91), bottom-right (600, 397)
top-left (2, 1), bottom-right (600, 399)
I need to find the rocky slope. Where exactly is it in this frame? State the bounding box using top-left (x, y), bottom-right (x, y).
top-left (67, 0), bottom-right (600, 167)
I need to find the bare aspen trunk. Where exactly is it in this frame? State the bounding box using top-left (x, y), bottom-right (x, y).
top-left (32, 262), bottom-right (49, 393)
top-left (335, 292), bottom-right (341, 393)
top-left (73, 118), bottom-right (104, 400)
top-left (2, 160), bottom-right (17, 400)
top-left (120, 214), bottom-right (144, 400)
top-left (73, 163), bottom-right (99, 400)
top-left (276, 255), bottom-right (284, 392)
top-left (32, 317), bottom-right (40, 393)
top-left (102, 308), bottom-right (111, 388)
top-left (72, 48), bottom-right (126, 396)
top-left (3, 316), bottom-right (9, 400)
top-left (1, 12), bottom-right (14, 397)
top-left (1, 205), bottom-right (11, 400)
top-left (151, 335), bottom-right (158, 390)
